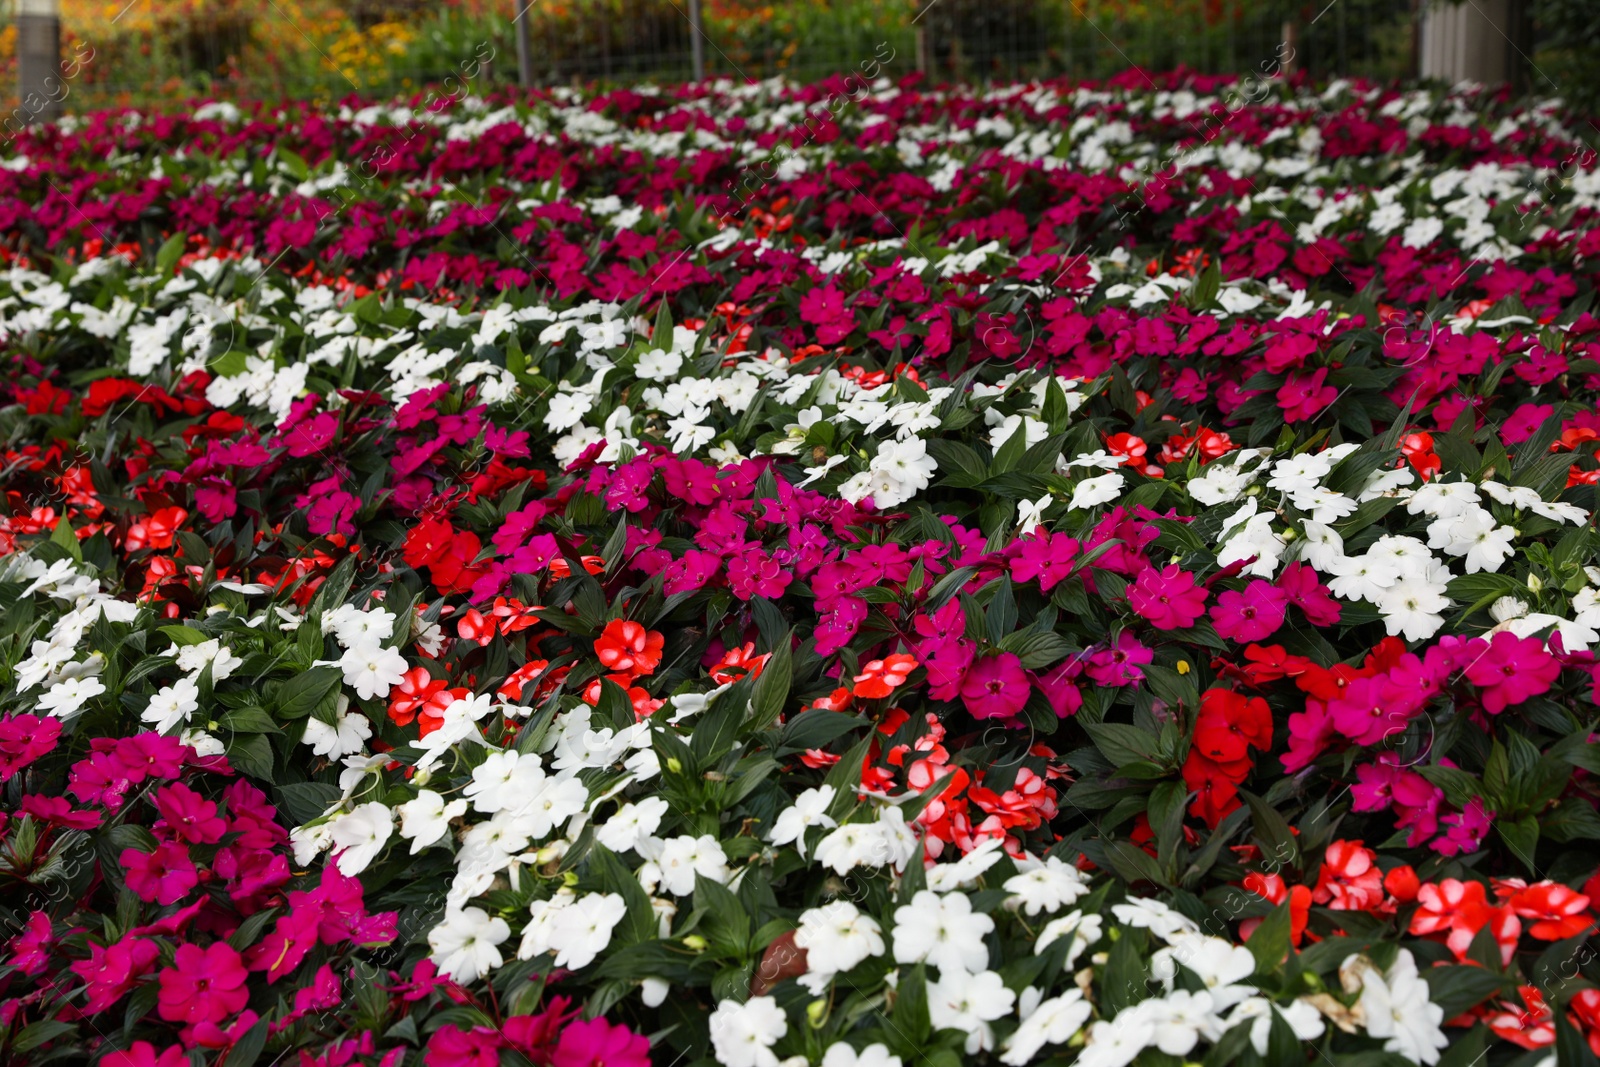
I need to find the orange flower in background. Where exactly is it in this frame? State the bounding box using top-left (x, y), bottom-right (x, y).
top-left (497, 660), bottom-right (551, 704)
top-left (710, 642), bottom-right (769, 685)
top-left (125, 506), bottom-right (188, 551)
top-left (852, 653), bottom-right (918, 699)
top-left (594, 619), bottom-right (664, 678)
top-left (1400, 432), bottom-right (1441, 481)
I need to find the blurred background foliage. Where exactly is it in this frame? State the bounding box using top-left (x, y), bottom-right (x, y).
top-left (0, 0), bottom-right (1590, 113)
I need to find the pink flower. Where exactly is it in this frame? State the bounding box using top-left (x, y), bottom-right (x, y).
top-left (1276, 562), bottom-right (1341, 626)
top-left (1031, 659), bottom-right (1084, 718)
top-left (727, 548), bottom-right (793, 600)
top-left (552, 1017), bottom-right (652, 1067)
top-left (70, 936), bottom-right (160, 1013)
top-left (157, 942), bottom-right (250, 1026)
top-left (1008, 532), bottom-right (1080, 593)
top-left (425, 1024), bottom-right (505, 1067)
top-left (100, 1042), bottom-right (188, 1067)
top-left (1277, 367), bottom-right (1337, 423)
top-left (961, 653), bottom-right (1029, 721)
top-left (7, 911), bottom-right (52, 976)
top-left (153, 782), bottom-right (229, 844)
top-left (0, 714), bottom-right (61, 781)
top-left (293, 964), bottom-right (342, 1013)
top-left (1127, 564), bottom-right (1207, 630)
top-left (121, 842), bottom-right (199, 905)
top-left (1210, 581), bottom-right (1288, 643)
top-left (18, 794), bottom-right (102, 829)
top-left (1464, 631), bottom-right (1561, 713)
top-left (1433, 797), bottom-right (1494, 856)
top-left (1086, 632), bottom-right (1153, 687)
top-left (662, 549), bottom-right (721, 595)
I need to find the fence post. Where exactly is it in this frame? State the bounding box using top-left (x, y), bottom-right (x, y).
top-left (1280, 19), bottom-right (1298, 77)
top-left (514, 0), bottom-right (534, 88)
top-left (15, 0), bottom-right (63, 126)
top-left (687, 0), bottom-right (705, 81)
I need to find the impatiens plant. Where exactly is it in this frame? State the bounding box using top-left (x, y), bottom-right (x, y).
top-left (1, 69), bottom-right (1600, 1067)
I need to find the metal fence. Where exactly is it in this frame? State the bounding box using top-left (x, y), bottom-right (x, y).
top-left (0, 0), bottom-right (1481, 116)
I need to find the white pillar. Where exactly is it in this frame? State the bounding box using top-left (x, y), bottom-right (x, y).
top-left (1419, 0), bottom-right (1515, 84)
top-left (14, 0), bottom-right (62, 126)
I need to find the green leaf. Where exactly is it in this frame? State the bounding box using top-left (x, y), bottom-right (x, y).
top-left (49, 516), bottom-right (82, 562)
top-left (748, 631), bottom-right (793, 733)
top-left (1244, 900), bottom-right (1293, 977)
top-left (155, 231), bottom-right (187, 276)
top-left (1084, 722), bottom-right (1159, 767)
top-left (1422, 964), bottom-right (1505, 1018)
top-left (276, 665), bottom-right (342, 719)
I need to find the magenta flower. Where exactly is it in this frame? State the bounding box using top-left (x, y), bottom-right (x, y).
top-left (157, 942), bottom-right (250, 1026)
top-left (1433, 797), bottom-right (1494, 857)
top-left (100, 1042), bottom-right (187, 1067)
top-left (1008, 532), bottom-right (1080, 593)
top-left (7, 910), bottom-right (51, 976)
top-left (0, 714), bottom-right (61, 781)
top-left (1127, 564), bottom-right (1207, 630)
top-left (662, 549), bottom-right (721, 595)
top-left (727, 548), bottom-right (793, 601)
top-left (1276, 367), bottom-right (1338, 423)
top-left (552, 1017), bottom-right (652, 1067)
top-left (1031, 659), bottom-right (1084, 718)
top-left (1209, 581), bottom-right (1288, 643)
top-left (1086, 632), bottom-right (1153, 687)
top-left (18, 794), bottom-right (102, 830)
top-left (961, 652), bottom-right (1029, 721)
top-left (121, 842), bottom-right (199, 905)
top-left (1275, 561), bottom-right (1341, 626)
top-left (153, 782), bottom-right (229, 844)
top-left (1463, 630), bottom-right (1561, 713)
top-left (425, 1024), bottom-right (505, 1067)
top-left (71, 937), bottom-right (161, 1014)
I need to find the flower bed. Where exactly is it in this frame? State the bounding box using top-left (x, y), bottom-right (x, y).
top-left (2, 73), bottom-right (1600, 1067)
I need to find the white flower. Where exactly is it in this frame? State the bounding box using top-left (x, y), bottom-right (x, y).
top-left (550, 893), bottom-right (626, 970)
top-left (1148, 990), bottom-right (1221, 1056)
top-left (324, 605), bottom-right (396, 648)
top-left (892, 890), bottom-right (994, 975)
top-left (142, 678), bottom-right (200, 733)
top-left (656, 834), bottom-right (730, 896)
top-left (545, 390), bottom-right (594, 432)
top-left (1016, 494), bottom-right (1053, 536)
top-left (464, 749), bottom-right (540, 813)
top-left (1001, 989), bottom-right (1093, 1065)
top-left (1034, 910), bottom-right (1102, 966)
top-left (635, 347), bottom-right (683, 381)
top-left (709, 995), bottom-right (787, 1067)
top-left (925, 836), bottom-right (1007, 892)
top-left (596, 797), bottom-right (670, 853)
top-left (1076, 1014), bottom-right (1148, 1067)
top-left (180, 729), bottom-right (225, 758)
top-left (1226, 997), bottom-right (1326, 1056)
top-left (821, 1042), bottom-right (900, 1067)
top-left (1342, 950), bottom-right (1448, 1065)
top-left (794, 901), bottom-right (885, 992)
top-left (1070, 471), bottom-right (1125, 510)
top-left (429, 906), bottom-right (511, 983)
top-left (168, 639), bottom-right (242, 681)
top-left (767, 785), bottom-right (837, 857)
top-left (928, 969), bottom-right (1015, 1054)
top-left (1111, 897), bottom-right (1201, 940)
top-left (869, 438), bottom-right (938, 500)
top-left (338, 641), bottom-right (409, 700)
top-left (1153, 933), bottom-right (1257, 1010)
top-left (398, 789), bottom-right (467, 853)
top-left (1003, 855), bottom-right (1090, 915)
top-left (303, 708), bottom-right (372, 759)
top-left (289, 820), bottom-right (334, 866)
top-left (329, 802), bottom-right (392, 875)
top-left (36, 676), bottom-right (106, 719)
top-left (1374, 575), bottom-right (1450, 642)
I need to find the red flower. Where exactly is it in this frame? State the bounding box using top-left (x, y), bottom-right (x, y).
top-left (1504, 880), bottom-right (1594, 941)
top-left (852, 653), bottom-right (918, 699)
top-left (1312, 841), bottom-right (1384, 912)
top-left (388, 667), bottom-right (446, 727)
top-left (125, 506), bottom-right (188, 552)
top-left (1410, 877), bottom-right (1521, 964)
top-left (594, 620), bottom-right (664, 679)
top-left (709, 642), bottom-right (770, 684)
